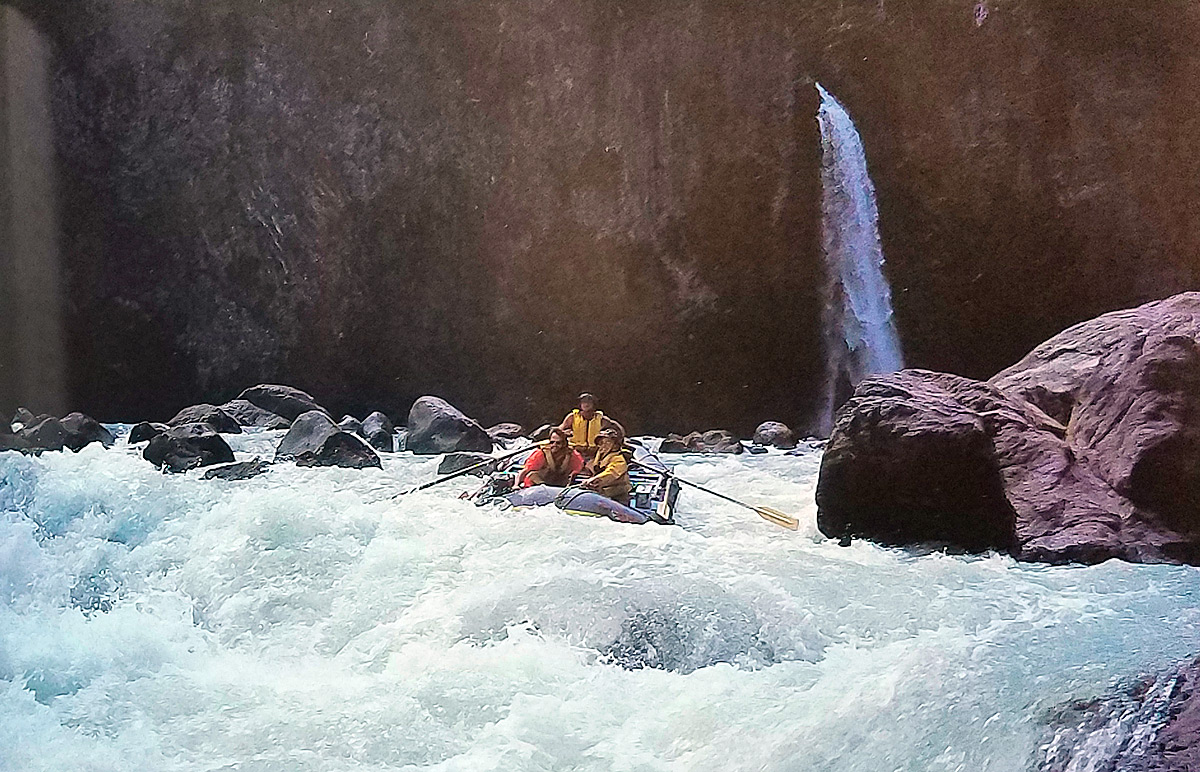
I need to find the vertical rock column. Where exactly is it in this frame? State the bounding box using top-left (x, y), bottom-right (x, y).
top-left (0, 8), bottom-right (66, 418)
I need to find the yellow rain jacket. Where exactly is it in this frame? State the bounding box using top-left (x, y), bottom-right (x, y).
top-left (589, 448), bottom-right (632, 503)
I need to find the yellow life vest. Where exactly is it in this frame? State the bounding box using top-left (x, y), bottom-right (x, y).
top-left (568, 409), bottom-right (604, 451)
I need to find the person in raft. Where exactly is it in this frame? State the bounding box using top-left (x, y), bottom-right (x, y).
top-left (558, 392), bottom-right (624, 460)
top-left (516, 428), bottom-right (585, 488)
top-left (581, 428), bottom-right (633, 505)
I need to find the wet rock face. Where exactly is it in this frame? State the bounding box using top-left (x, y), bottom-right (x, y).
top-left (660, 430), bottom-right (743, 455)
top-left (1038, 656), bottom-right (1200, 772)
top-left (406, 397), bottom-right (493, 456)
top-left (143, 424), bottom-right (235, 472)
top-left (168, 404), bottom-right (241, 434)
top-left (817, 294), bottom-right (1200, 565)
top-left (236, 385), bottom-right (326, 423)
top-left (33, 2), bottom-right (1200, 433)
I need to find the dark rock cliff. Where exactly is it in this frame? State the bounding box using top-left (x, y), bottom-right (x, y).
top-left (16, 0), bottom-right (1200, 433)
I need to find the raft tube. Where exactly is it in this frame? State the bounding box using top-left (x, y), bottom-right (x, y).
top-left (502, 485), bottom-right (656, 525)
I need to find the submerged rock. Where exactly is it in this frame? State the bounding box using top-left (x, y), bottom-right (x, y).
top-left (817, 292), bottom-right (1200, 565)
top-left (59, 413), bottom-right (115, 450)
top-left (128, 421), bottom-right (168, 444)
top-left (219, 399), bottom-right (290, 429)
top-left (406, 396), bottom-right (493, 455)
top-left (752, 421), bottom-right (797, 449)
top-left (203, 458), bottom-right (271, 481)
top-left (275, 410), bottom-right (338, 461)
top-left (1037, 655), bottom-right (1200, 772)
top-left (294, 433), bottom-right (381, 469)
top-left (487, 423), bottom-right (524, 441)
top-left (168, 404), bottom-right (242, 434)
top-left (338, 415), bottom-right (364, 435)
top-left (143, 423), bottom-right (235, 472)
top-left (436, 452), bottom-right (498, 476)
top-left (660, 430), bottom-right (744, 454)
top-left (361, 411), bottom-right (395, 452)
top-left (237, 384), bottom-right (326, 422)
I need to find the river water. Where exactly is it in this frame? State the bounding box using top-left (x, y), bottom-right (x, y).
top-left (2, 432), bottom-right (1199, 771)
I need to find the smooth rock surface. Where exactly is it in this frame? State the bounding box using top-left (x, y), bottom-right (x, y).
top-left (237, 384), bottom-right (326, 422)
top-left (660, 430), bottom-right (744, 455)
top-left (168, 404), bottom-right (242, 434)
top-left (128, 421), bottom-right (168, 444)
top-left (275, 410), bottom-right (338, 461)
top-left (59, 412), bottom-right (115, 450)
top-left (436, 452), bottom-right (498, 476)
top-left (406, 397), bottom-right (493, 455)
top-left (294, 433), bottom-right (381, 470)
top-left (143, 423), bottom-right (235, 473)
top-left (752, 421), bottom-right (797, 449)
top-left (220, 399), bottom-right (291, 429)
top-left (487, 423), bottom-right (525, 441)
top-left (817, 365), bottom-right (1198, 564)
top-left (361, 411), bottom-right (395, 452)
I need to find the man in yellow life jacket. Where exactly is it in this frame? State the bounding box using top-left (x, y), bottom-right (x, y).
top-left (558, 392), bottom-right (624, 460)
top-left (582, 428), bottom-right (633, 505)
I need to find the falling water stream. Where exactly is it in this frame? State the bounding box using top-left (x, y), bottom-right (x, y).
top-left (815, 83), bottom-right (905, 436)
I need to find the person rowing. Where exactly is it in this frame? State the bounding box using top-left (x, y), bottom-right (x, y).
top-left (581, 428), bottom-right (633, 505)
top-left (516, 428), bottom-right (585, 488)
top-left (558, 392), bottom-right (624, 460)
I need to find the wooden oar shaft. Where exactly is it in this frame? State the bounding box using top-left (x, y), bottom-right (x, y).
top-left (404, 444), bottom-right (537, 495)
top-left (629, 458), bottom-right (799, 530)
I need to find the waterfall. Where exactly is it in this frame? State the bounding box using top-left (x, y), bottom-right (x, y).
top-left (814, 82), bottom-right (904, 437)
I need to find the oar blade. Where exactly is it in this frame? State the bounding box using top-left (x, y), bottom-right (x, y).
top-left (756, 506), bottom-right (800, 531)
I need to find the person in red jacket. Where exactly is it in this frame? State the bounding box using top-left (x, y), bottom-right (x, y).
top-left (518, 428), bottom-right (585, 488)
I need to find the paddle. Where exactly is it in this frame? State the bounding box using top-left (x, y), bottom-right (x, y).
top-left (395, 444), bottom-right (539, 498)
top-left (629, 458), bottom-right (800, 531)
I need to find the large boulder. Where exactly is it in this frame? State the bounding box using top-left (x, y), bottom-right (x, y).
top-left (17, 417), bottom-right (69, 452)
top-left (487, 423), bottom-right (525, 441)
top-left (436, 451), bottom-right (498, 476)
top-left (143, 423), bottom-right (235, 472)
top-left (219, 399), bottom-right (290, 429)
top-left (128, 421), bottom-right (168, 444)
top-left (991, 292), bottom-right (1200, 540)
top-left (274, 410), bottom-right (338, 460)
top-left (338, 415), bottom-right (364, 435)
top-left (819, 295), bottom-right (1200, 565)
top-left (660, 430), bottom-right (744, 455)
top-left (237, 384), bottom-right (326, 422)
top-left (0, 431), bottom-right (31, 452)
top-left (361, 411), bottom-right (395, 452)
top-left (752, 421), bottom-right (797, 449)
top-left (59, 413), bottom-right (115, 450)
top-left (406, 396), bottom-right (493, 455)
top-left (294, 433), bottom-right (381, 469)
top-left (168, 404), bottom-right (242, 434)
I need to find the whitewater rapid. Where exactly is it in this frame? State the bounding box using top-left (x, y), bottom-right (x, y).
top-left (3, 432), bottom-right (1200, 771)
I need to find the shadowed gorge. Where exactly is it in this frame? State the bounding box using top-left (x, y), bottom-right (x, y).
top-left (11, 0), bottom-right (1200, 433)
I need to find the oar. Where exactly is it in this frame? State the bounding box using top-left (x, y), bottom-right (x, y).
top-left (630, 459), bottom-right (800, 530)
top-left (395, 444), bottom-right (539, 498)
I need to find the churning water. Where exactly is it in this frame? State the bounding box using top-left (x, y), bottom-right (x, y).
top-left (815, 83), bottom-right (905, 436)
top-left (3, 433), bottom-right (1200, 771)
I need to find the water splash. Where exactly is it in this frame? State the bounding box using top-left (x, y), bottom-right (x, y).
top-left (814, 82), bottom-right (905, 436)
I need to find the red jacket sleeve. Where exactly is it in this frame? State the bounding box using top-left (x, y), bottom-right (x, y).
top-left (568, 451), bottom-right (585, 476)
top-left (523, 449), bottom-right (547, 472)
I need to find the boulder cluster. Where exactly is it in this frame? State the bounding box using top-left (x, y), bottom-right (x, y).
top-left (817, 292), bottom-right (1200, 565)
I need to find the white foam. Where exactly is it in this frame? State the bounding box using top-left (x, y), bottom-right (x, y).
top-left (2, 443), bottom-right (1200, 770)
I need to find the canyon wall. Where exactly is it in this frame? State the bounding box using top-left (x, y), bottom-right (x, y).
top-left (13, 0), bottom-right (1200, 433)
